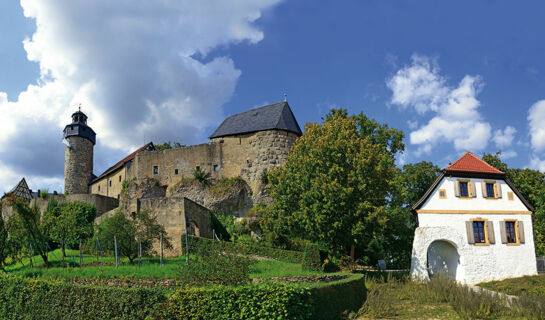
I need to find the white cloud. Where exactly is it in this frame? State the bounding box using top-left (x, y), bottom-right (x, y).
top-left (492, 126), bottom-right (517, 149)
top-left (499, 150), bottom-right (517, 160)
top-left (529, 155), bottom-right (545, 172)
top-left (0, 0), bottom-right (281, 193)
top-left (528, 100), bottom-right (545, 153)
top-left (387, 54), bottom-right (491, 154)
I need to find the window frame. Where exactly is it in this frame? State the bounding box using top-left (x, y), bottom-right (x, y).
top-left (504, 219), bottom-right (520, 246)
top-left (438, 189), bottom-right (447, 199)
top-left (153, 166), bottom-right (159, 175)
top-left (486, 183), bottom-right (495, 198)
top-left (507, 192), bottom-right (514, 201)
top-left (470, 218), bottom-right (490, 246)
top-left (459, 181), bottom-right (469, 197)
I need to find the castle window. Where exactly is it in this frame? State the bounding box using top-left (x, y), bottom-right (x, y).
top-left (119, 176), bottom-right (121, 182)
top-left (505, 221), bottom-right (516, 243)
top-left (473, 221), bottom-right (486, 243)
top-left (153, 166), bottom-right (158, 175)
top-left (196, 166), bottom-right (200, 171)
top-left (238, 137), bottom-right (241, 145)
top-left (98, 185), bottom-right (100, 191)
top-left (175, 169), bottom-right (179, 175)
top-left (109, 180), bottom-right (112, 187)
top-left (214, 165), bottom-right (218, 172)
top-left (486, 183), bottom-right (495, 198)
top-left (459, 182), bottom-right (469, 197)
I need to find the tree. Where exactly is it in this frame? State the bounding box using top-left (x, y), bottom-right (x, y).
top-left (155, 141), bottom-right (184, 150)
top-left (0, 214), bottom-right (8, 271)
top-left (6, 198), bottom-right (49, 266)
top-left (261, 110), bottom-right (405, 262)
top-left (42, 200), bottom-right (96, 258)
top-left (96, 211), bottom-right (171, 263)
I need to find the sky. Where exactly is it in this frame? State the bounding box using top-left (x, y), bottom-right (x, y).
top-left (2, 0), bottom-right (545, 194)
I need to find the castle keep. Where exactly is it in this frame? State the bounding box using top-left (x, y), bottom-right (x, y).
top-left (1, 101), bottom-right (301, 255)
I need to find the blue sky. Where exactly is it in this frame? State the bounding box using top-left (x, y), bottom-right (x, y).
top-left (2, 0), bottom-right (545, 193)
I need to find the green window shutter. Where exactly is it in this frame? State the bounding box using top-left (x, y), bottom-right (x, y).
top-left (487, 221), bottom-right (495, 244)
top-left (500, 221), bottom-right (507, 244)
top-left (466, 221), bottom-right (475, 244)
top-left (518, 221), bottom-right (525, 244)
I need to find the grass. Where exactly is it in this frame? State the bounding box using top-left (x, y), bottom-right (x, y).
top-left (356, 274), bottom-right (545, 320)
top-left (479, 274), bottom-right (545, 298)
top-left (5, 249), bottom-right (340, 280)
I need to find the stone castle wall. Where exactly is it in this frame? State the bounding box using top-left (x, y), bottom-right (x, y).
top-left (65, 137), bottom-right (93, 194)
top-left (133, 129), bottom-right (298, 196)
top-left (89, 166), bottom-right (128, 199)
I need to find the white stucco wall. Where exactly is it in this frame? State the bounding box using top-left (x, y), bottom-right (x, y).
top-left (411, 175), bottom-right (538, 284)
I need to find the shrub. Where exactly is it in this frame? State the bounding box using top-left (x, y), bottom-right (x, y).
top-left (209, 177), bottom-right (246, 197)
top-left (193, 167), bottom-right (210, 185)
top-left (39, 189), bottom-right (48, 199)
top-left (0, 275), bottom-right (165, 319)
top-left (182, 235), bottom-right (304, 264)
top-left (260, 169), bottom-right (269, 185)
top-left (322, 259), bottom-right (340, 273)
top-left (302, 243), bottom-right (321, 271)
top-left (309, 274), bottom-right (366, 320)
top-left (179, 235), bottom-right (255, 286)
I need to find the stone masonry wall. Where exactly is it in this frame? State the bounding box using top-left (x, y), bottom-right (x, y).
top-left (31, 194), bottom-right (118, 216)
top-left (64, 137), bottom-right (93, 194)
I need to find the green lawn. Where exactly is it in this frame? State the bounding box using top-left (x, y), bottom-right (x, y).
top-left (5, 249), bottom-right (342, 280)
top-left (479, 274), bottom-right (545, 298)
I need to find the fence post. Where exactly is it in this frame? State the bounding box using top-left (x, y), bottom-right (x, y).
top-left (185, 232), bottom-right (189, 265)
top-left (160, 232), bottom-right (163, 267)
top-left (79, 238), bottom-right (83, 266)
top-left (114, 235), bottom-right (118, 268)
top-left (138, 234), bottom-right (142, 267)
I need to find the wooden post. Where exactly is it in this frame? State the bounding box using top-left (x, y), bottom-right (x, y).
top-left (138, 234), bottom-right (142, 267)
top-left (79, 238), bottom-right (83, 266)
top-left (160, 233), bottom-right (163, 267)
top-left (114, 235), bottom-right (118, 268)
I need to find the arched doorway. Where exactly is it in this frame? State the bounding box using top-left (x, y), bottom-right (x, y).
top-left (427, 240), bottom-right (460, 280)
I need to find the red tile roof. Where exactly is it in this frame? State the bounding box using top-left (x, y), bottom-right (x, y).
top-left (91, 142), bottom-right (154, 183)
top-left (444, 151), bottom-right (504, 174)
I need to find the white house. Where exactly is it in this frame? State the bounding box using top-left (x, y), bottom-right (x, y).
top-left (410, 152), bottom-right (538, 284)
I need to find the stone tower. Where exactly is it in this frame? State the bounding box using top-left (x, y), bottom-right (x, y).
top-left (63, 110), bottom-right (96, 194)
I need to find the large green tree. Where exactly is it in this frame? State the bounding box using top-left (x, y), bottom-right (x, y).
top-left (96, 211), bottom-right (171, 263)
top-left (42, 199), bottom-right (96, 257)
top-left (261, 110), bottom-right (405, 263)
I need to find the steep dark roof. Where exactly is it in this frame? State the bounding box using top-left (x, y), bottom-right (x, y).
top-left (2, 178), bottom-right (32, 201)
top-left (209, 101), bottom-right (302, 139)
top-left (90, 142), bottom-right (154, 184)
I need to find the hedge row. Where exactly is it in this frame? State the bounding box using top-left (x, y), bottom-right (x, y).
top-left (0, 274), bottom-right (365, 319)
top-left (0, 275), bottom-right (165, 320)
top-left (182, 235), bottom-right (304, 263)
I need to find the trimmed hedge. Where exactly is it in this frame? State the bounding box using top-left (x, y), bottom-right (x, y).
top-left (308, 274), bottom-right (366, 320)
top-left (182, 235), bottom-right (304, 263)
top-left (0, 275), bottom-right (165, 319)
top-left (0, 273), bottom-right (365, 319)
top-left (302, 244), bottom-right (321, 271)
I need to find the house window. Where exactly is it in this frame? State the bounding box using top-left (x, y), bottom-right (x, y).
top-left (473, 221), bottom-right (486, 243)
top-left (508, 192), bottom-right (514, 200)
top-left (439, 189), bottom-right (446, 199)
top-left (506, 221), bottom-right (517, 244)
top-left (214, 165), bottom-right (218, 172)
top-left (459, 182), bottom-right (469, 197)
top-left (175, 169), bottom-right (179, 175)
top-left (486, 183), bottom-right (495, 198)
top-left (153, 166), bottom-right (158, 175)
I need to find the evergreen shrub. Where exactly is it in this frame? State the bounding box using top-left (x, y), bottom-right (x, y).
top-left (302, 244), bottom-right (321, 271)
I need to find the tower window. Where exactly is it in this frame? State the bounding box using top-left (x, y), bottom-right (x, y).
top-left (214, 165), bottom-right (219, 172)
top-left (175, 169), bottom-right (179, 175)
top-left (153, 166), bottom-right (158, 175)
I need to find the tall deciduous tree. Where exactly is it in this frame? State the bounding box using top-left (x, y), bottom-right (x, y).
top-left (261, 110), bottom-right (404, 262)
top-left (42, 200), bottom-right (96, 257)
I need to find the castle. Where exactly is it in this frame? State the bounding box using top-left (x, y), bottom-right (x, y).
top-left (2, 101), bottom-right (302, 254)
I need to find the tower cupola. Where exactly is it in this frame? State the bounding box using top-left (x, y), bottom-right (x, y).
top-left (63, 109), bottom-right (96, 145)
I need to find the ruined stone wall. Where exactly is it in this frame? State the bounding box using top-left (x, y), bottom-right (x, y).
top-left (138, 197), bottom-right (211, 256)
top-left (64, 137), bottom-right (93, 194)
top-left (31, 194), bottom-right (118, 216)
